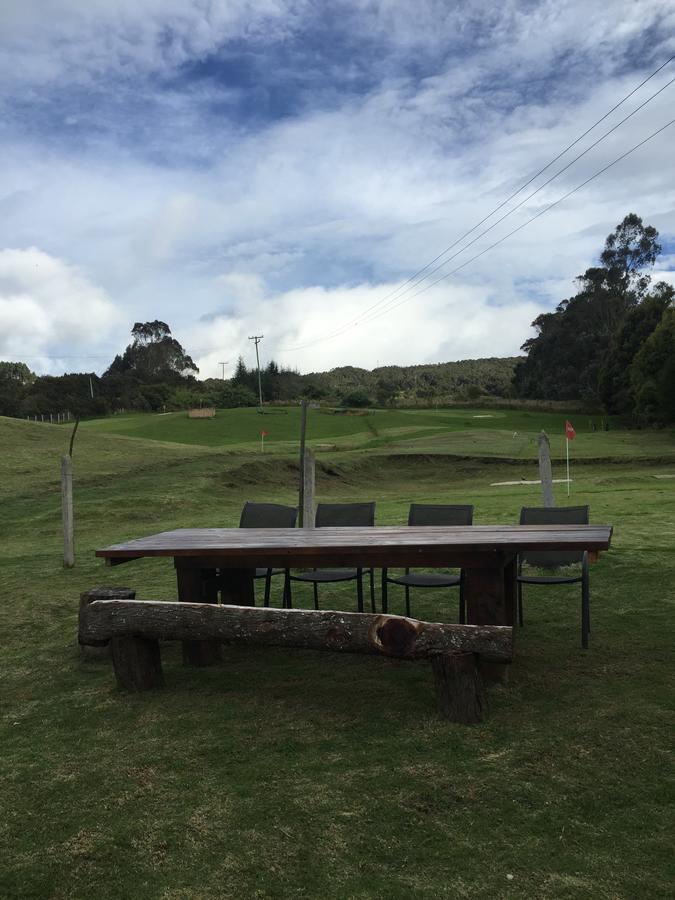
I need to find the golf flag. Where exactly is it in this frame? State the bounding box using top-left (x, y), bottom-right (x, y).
top-left (564, 421), bottom-right (575, 496)
top-left (260, 430), bottom-right (268, 437)
top-left (260, 429), bottom-right (268, 453)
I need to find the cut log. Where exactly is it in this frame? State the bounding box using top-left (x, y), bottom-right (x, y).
top-left (79, 587), bottom-right (136, 660)
top-left (111, 635), bottom-right (164, 691)
top-left (79, 600), bottom-right (514, 662)
top-left (430, 652), bottom-right (487, 724)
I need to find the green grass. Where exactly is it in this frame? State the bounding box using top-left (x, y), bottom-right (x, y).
top-left (79, 406), bottom-right (675, 461)
top-left (1, 414), bottom-right (674, 898)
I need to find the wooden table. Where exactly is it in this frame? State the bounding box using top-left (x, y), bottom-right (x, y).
top-left (97, 524), bottom-right (612, 679)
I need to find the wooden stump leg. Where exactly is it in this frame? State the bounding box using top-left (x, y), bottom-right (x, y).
top-left (430, 652), bottom-right (487, 724)
top-left (175, 563), bottom-right (223, 667)
top-left (79, 587), bottom-right (136, 661)
top-left (463, 560), bottom-right (516, 684)
top-left (111, 636), bottom-right (164, 691)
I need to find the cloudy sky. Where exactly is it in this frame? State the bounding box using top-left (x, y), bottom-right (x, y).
top-left (1, 0), bottom-right (674, 378)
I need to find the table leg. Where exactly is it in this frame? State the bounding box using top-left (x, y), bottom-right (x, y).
top-left (463, 556), bottom-right (516, 684)
top-left (175, 561), bottom-right (222, 667)
top-left (219, 568), bottom-right (255, 606)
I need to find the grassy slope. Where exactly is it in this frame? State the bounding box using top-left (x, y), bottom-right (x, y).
top-left (1, 416), bottom-right (674, 898)
top-left (80, 406), bottom-right (675, 461)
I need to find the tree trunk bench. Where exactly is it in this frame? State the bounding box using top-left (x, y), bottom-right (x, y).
top-left (79, 597), bottom-right (514, 724)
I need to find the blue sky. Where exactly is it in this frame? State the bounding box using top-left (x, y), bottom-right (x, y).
top-left (1, 0), bottom-right (674, 376)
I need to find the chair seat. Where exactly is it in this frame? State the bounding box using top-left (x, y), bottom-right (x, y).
top-left (291, 569), bottom-right (360, 583)
top-left (518, 574), bottom-right (582, 585)
top-left (253, 567), bottom-right (284, 579)
top-left (387, 572), bottom-right (461, 588)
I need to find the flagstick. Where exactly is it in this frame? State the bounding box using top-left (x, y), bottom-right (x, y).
top-left (261, 434), bottom-right (265, 454)
top-left (566, 437), bottom-right (570, 497)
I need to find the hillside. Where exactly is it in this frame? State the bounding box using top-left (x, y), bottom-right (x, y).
top-left (306, 357), bottom-right (520, 403)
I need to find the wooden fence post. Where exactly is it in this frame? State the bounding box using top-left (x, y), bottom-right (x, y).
top-left (537, 431), bottom-right (555, 507)
top-left (61, 454), bottom-right (74, 568)
top-left (298, 399), bottom-right (308, 526)
top-left (303, 447), bottom-right (315, 528)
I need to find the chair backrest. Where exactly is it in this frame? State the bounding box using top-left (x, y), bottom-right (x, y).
top-left (519, 505), bottom-right (589, 567)
top-left (408, 503), bottom-right (474, 527)
top-left (239, 502), bottom-right (298, 529)
top-left (315, 502), bottom-right (375, 527)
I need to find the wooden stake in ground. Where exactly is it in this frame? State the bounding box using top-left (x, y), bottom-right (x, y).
top-left (61, 418), bottom-right (80, 568)
top-left (61, 454), bottom-right (74, 568)
top-left (537, 431), bottom-right (555, 507)
top-left (298, 399), bottom-right (309, 526)
top-left (302, 447), bottom-right (316, 528)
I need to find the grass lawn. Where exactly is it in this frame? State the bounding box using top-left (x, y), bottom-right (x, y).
top-left (1, 413), bottom-right (674, 898)
top-left (79, 406), bottom-right (675, 462)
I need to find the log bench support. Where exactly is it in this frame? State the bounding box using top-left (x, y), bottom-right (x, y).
top-left (111, 636), bottom-right (164, 691)
top-left (79, 599), bottom-right (514, 724)
top-left (78, 587), bottom-right (136, 660)
top-left (430, 652), bottom-right (487, 724)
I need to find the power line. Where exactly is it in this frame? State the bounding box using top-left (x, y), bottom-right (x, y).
top-left (288, 74), bottom-right (675, 348)
top-left (352, 116), bottom-right (675, 327)
top-left (277, 53), bottom-right (675, 352)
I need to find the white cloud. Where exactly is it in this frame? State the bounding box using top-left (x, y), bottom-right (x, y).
top-left (0, 248), bottom-right (122, 370)
top-left (0, 1), bottom-right (674, 376)
top-left (185, 276), bottom-right (543, 378)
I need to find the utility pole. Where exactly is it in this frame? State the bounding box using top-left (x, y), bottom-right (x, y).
top-left (248, 335), bottom-right (264, 411)
top-left (219, 361), bottom-right (229, 380)
top-left (89, 376), bottom-right (94, 399)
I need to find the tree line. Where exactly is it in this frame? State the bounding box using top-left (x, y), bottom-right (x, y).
top-left (513, 214), bottom-right (674, 424)
top-left (1, 213), bottom-right (672, 423)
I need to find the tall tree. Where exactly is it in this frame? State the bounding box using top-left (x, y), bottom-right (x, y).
top-left (630, 308), bottom-right (675, 424)
top-left (0, 361), bottom-right (35, 416)
top-left (105, 321), bottom-right (198, 383)
top-left (514, 214), bottom-right (662, 403)
top-left (598, 282), bottom-right (673, 414)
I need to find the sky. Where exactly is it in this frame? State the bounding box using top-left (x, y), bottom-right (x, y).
top-left (1, 0), bottom-right (674, 379)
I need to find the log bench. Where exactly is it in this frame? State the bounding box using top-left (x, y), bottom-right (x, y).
top-left (79, 595), bottom-right (514, 724)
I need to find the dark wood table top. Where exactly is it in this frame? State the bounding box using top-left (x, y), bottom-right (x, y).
top-left (97, 525), bottom-right (613, 568)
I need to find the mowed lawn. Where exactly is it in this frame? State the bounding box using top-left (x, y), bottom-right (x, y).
top-left (1, 415), bottom-right (674, 898)
top-left (80, 405), bottom-right (675, 461)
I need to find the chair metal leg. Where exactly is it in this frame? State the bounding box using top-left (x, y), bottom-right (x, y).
top-left (517, 559), bottom-right (524, 627)
top-left (369, 568), bottom-right (376, 612)
top-left (405, 585), bottom-right (411, 618)
top-left (459, 570), bottom-right (466, 624)
top-left (263, 569), bottom-right (272, 607)
top-left (357, 568), bottom-right (364, 613)
top-left (284, 572), bottom-right (293, 609)
top-left (381, 569), bottom-right (388, 614)
top-left (313, 581), bottom-right (319, 611)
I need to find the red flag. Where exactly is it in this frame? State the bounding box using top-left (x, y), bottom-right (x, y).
top-left (565, 420), bottom-right (576, 440)
top-left (260, 430), bottom-right (268, 437)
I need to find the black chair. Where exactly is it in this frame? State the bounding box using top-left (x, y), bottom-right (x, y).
top-left (382, 504), bottom-right (474, 620)
top-left (238, 501), bottom-right (298, 606)
top-left (517, 505), bottom-right (590, 648)
top-left (285, 502), bottom-right (376, 612)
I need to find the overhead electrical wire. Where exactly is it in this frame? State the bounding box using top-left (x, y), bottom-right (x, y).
top-left (350, 117), bottom-right (675, 326)
top-left (277, 54), bottom-right (675, 352)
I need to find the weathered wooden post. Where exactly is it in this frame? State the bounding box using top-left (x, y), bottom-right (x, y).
top-left (302, 447), bottom-right (316, 528)
top-left (537, 431), bottom-right (555, 507)
top-left (61, 455), bottom-right (74, 567)
top-left (298, 399), bottom-right (309, 526)
top-left (61, 419), bottom-right (80, 568)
